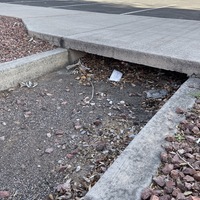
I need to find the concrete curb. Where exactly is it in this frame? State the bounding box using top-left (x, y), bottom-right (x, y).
top-left (0, 48), bottom-right (85, 91)
top-left (84, 77), bottom-right (200, 200)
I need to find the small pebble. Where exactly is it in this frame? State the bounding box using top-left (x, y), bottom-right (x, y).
top-left (120, 100), bottom-right (125, 104)
top-left (76, 166), bottom-right (81, 172)
top-left (47, 133), bottom-right (52, 138)
top-left (108, 113), bottom-right (112, 116)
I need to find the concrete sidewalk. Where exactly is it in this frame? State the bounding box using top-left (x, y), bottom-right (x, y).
top-left (0, 3), bottom-right (200, 75)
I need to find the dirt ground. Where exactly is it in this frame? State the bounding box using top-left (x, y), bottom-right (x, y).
top-left (0, 54), bottom-right (187, 200)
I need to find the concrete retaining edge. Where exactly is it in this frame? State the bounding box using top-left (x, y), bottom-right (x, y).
top-left (0, 48), bottom-right (85, 91)
top-left (84, 77), bottom-right (200, 200)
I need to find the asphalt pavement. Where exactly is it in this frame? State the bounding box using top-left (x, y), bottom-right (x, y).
top-left (0, 0), bottom-right (200, 20)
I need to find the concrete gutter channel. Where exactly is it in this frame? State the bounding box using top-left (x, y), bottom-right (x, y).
top-left (0, 4), bottom-right (200, 200)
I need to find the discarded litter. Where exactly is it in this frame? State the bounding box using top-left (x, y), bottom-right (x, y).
top-left (145, 89), bottom-right (168, 99)
top-left (20, 81), bottom-right (38, 88)
top-left (109, 69), bottom-right (123, 82)
top-left (196, 138), bottom-right (200, 144)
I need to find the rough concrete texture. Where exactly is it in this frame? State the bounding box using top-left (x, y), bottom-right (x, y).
top-left (84, 77), bottom-right (200, 200)
top-left (0, 48), bottom-right (69, 91)
top-left (0, 3), bottom-right (200, 75)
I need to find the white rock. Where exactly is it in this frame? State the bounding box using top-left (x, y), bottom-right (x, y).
top-left (108, 113), bottom-right (112, 116)
top-left (120, 100), bottom-right (125, 104)
top-left (47, 133), bottom-right (51, 138)
top-left (76, 166), bottom-right (81, 172)
top-left (0, 136), bottom-right (5, 141)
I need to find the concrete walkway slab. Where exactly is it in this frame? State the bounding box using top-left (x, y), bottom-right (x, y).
top-left (0, 3), bottom-right (200, 75)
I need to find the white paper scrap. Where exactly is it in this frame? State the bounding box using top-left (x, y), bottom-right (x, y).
top-left (109, 70), bottom-right (123, 82)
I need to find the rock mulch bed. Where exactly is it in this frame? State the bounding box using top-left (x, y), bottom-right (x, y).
top-left (141, 99), bottom-right (200, 200)
top-left (0, 15), bottom-right (55, 63)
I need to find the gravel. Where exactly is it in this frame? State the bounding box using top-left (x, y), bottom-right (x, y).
top-left (141, 99), bottom-right (200, 200)
top-left (0, 15), bottom-right (55, 63)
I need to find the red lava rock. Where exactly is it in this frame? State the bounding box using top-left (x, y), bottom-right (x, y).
top-left (152, 190), bottom-right (162, 196)
top-left (165, 135), bottom-right (175, 142)
top-left (160, 152), bottom-right (168, 162)
top-left (192, 126), bottom-right (199, 134)
top-left (66, 154), bottom-right (74, 159)
top-left (185, 153), bottom-right (194, 159)
top-left (170, 170), bottom-right (179, 179)
top-left (162, 163), bottom-right (174, 175)
top-left (153, 176), bottom-right (165, 187)
top-left (172, 188), bottom-right (181, 197)
top-left (187, 123), bottom-right (195, 131)
top-left (193, 161), bottom-right (200, 170)
top-left (179, 171), bottom-right (185, 178)
top-left (189, 197), bottom-right (200, 200)
top-left (55, 130), bottom-right (64, 136)
top-left (183, 175), bottom-right (195, 182)
top-left (185, 135), bottom-right (196, 143)
top-left (176, 107), bottom-right (185, 114)
top-left (93, 120), bottom-right (102, 126)
top-left (185, 182), bottom-right (192, 190)
top-left (171, 154), bottom-right (182, 164)
top-left (141, 188), bottom-right (152, 200)
top-left (45, 147), bottom-right (54, 154)
top-left (177, 180), bottom-right (186, 192)
top-left (166, 180), bottom-right (175, 188)
top-left (163, 144), bottom-right (174, 152)
top-left (159, 194), bottom-right (171, 200)
top-left (192, 182), bottom-right (200, 191)
top-left (71, 149), bottom-right (79, 155)
top-left (193, 171), bottom-right (200, 181)
top-left (0, 191), bottom-right (10, 198)
top-left (164, 180), bottom-right (175, 194)
top-left (182, 168), bottom-right (196, 175)
top-left (150, 195), bottom-right (159, 200)
top-left (185, 146), bottom-right (194, 153)
top-left (176, 193), bottom-right (186, 200)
